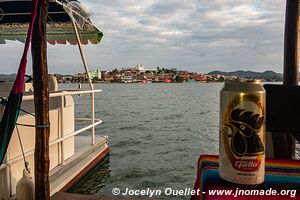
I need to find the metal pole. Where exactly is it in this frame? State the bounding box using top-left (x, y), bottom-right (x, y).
top-left (55, 0), bottom-right (95, 145)
top-left (282, 0), bottom-right (300, 159)
top-left (70, 19), bottom-right (94, 90)
top-left (91, 92), bottom-right (95, 145)
top-left (60, 95), bottom-right (65, 165)
top-left (70, 16), bottom-right (96, 145)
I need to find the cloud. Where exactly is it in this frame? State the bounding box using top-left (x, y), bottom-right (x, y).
top-left (0, 0), bottom-right (286, 74)
top-left (204, 5), bottom-right (271, 27)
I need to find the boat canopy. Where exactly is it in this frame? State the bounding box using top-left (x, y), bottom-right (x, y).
top-left (0, 0), bottom-right (103, 45)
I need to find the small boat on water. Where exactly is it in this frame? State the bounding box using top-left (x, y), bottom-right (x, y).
top-left (0, 0), bottom-right (109, 199)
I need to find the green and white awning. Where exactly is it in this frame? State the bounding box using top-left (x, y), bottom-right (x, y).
top-left (0, 21), bottom-right (103, 45)
top-left (0, 0), bottom-right (103, 45)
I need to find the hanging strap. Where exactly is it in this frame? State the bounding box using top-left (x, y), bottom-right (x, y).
top-left (0, 0), bottom-right (39, 165)
top-left (12, 0), bottom-right (39, 94)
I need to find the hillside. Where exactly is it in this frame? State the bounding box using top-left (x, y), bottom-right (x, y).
top-left (0, 74), bottom-right (16, 82)
top-left (208, 70), bottom-right (282, 81)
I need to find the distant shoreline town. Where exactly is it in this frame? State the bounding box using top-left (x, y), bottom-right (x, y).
top-left (57, 65), bottom-right (226, 84)
top-left (0, 65), bottom-right (283, 83)
top-left (54, 65), bottom-right (282, 84)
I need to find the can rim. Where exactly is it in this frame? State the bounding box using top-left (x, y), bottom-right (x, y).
top-left (225, 79), bottom-right (262, 84)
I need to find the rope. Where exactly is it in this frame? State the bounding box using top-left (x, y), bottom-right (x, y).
top-left (19, 108), bottom-right (35, 117)
top-left (16, 123), bottom-right (50, 128)
top-left (17, 109), bottom-right (50, 128)
top-left (16, 126), bottom-right (30, 172)
top-left (0, 97), bottom-right (7, 105)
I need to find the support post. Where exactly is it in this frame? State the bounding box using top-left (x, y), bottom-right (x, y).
top-left (70, 14), bottom-right (95, 145)
top-left (60, 95), bottom-right (65, 165)
top-left (32, 0), bottom-right (50, 199)
top-left (52, 0), bottom-right (94, 90)
top-left (284, 0), bottom-right (300, 85)
top-left (91, 92), bottom-right (95, 145)
top-left (282, 0), bottom-right (300, 159)
top-left (71, 19), bottom-right (94, 90)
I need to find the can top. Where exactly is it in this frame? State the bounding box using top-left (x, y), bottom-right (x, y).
top-left (225, 79), bottom-right (262, 84)
top-left (223, 79), bottom-right (265, 92)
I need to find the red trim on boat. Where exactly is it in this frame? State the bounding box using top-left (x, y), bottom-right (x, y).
top-left (59, 146), bottom-right (110, 192)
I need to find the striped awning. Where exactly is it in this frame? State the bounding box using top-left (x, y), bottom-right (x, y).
top-left (0, 0), bottom-right (103, 45)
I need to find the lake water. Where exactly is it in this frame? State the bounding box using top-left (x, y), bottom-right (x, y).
top-left (61, 83), bottom-right (221, 199)
top-left (60, 83), bottom-right (291, 200)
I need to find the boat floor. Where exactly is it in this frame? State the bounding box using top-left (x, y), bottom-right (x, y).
top-left (52, 192), bottom-right (157, 200)
top-left (50, 135), bottom-right (108, 177)
top-left (74, 134), bottom-right (108, 154)
top-left (50, 135), bottom-right (109, 194)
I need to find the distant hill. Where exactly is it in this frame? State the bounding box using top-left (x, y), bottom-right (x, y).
top-left (0, 74), bottom-right (16, 82)
top-left (207, 70), bottom-right (282, 81)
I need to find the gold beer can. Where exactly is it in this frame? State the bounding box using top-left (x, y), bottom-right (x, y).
top-left (219, 80), bottom-right (265, 185)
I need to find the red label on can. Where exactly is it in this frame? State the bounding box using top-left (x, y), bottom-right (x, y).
top-left (234, 159), bottom-right (261, 172)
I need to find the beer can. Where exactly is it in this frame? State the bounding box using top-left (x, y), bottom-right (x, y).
top-left (219, 80), bottom-right (265, 185)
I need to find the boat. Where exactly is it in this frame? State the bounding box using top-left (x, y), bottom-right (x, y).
top-left (0, 0), bottom-right (109, 199)
top-left (0, 80), bottom-right (108, 198)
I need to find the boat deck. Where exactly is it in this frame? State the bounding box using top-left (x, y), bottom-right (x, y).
top-left (50, 135), bottom-right (109, 195)
top-left (74, 134), bottom-right (108, 154)
top-left (51, 192), bottom-right (157, 200)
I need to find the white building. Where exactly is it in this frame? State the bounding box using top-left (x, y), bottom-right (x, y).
top-left (136, 64), bottom-right (145, 72)
top-left (89, 69), bottom-right (101, 80)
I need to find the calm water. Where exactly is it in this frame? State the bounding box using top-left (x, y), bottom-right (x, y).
top-left (62, 83), bottom-right (223, 199)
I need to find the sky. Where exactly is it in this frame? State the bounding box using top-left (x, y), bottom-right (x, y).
top-left (0, 0), bottom-right (286, 74)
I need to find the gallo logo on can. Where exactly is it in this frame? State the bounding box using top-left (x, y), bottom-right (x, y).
top-left (223, 94), bottom-right (264, 171)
